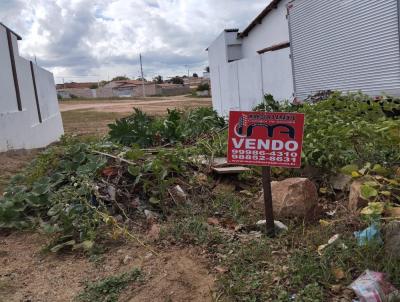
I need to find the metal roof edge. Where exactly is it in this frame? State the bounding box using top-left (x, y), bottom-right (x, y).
top-left (0, 22), bottom-right (22, 40)
top-left (238, 0), bottom-right (282, 38)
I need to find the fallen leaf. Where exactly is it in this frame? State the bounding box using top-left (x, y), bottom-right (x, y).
top-left (102, 166), bottom-right (118, 177)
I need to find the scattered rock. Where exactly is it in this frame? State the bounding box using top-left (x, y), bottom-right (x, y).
top-left (257, 178), bottom-right (318, 219)
top-left (144, 210), bottom-right (159, 224)
top-left (256, 220), bottom-right (288, 233)
top-left (144, 253), bottom-right (153, 260)
top-left (384, 221), bottom-right (400, 259)
top-left (329, 174), bottom-right (352, 191)
top-left (148, 224), bottom-right (161, 241)
top-left (211, 157), bottom-right (228, 167)
top-left (385, 207), bottom-right (400, 218)
top-left (122, 255), bottom-right (133, 264)
top-left (330, 284), bottom-right (342, 294)
top-left (348, 181), bottom-right (369, 212)
top-left (174, 185), bottom-right (187, 199)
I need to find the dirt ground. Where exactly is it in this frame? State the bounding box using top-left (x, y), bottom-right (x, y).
top-left (59, 95), bottom-right (211, 115)
top-left (0, 96), bottom-right (215, 301)
top-left (0, 232), bottom-right (214, 302)
top-left (60, 96), bottom-right (211, 137)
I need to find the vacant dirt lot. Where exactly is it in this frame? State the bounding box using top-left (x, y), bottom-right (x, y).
top-left (60, 96), bottom-right (211, 137)
top-left (59, 95), bottom-right (211, 115)
top-left (0, 232), bottom-right (214, 302)
top-left (0, 96), bottom-right (215, 301)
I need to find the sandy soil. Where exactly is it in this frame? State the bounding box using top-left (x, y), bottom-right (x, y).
top-left (0, 232), bottom-right (214, 302)
top-left (59, 96), bottom-right (212, 115)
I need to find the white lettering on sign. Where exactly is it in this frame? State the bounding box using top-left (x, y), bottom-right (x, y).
top-left (245, 139), bottom-right (256, 149)
top-left (231, 139), bottom-right (299, 152)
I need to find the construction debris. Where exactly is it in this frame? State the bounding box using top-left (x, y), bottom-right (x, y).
top-left (212, 166), bottom-right (251, 174)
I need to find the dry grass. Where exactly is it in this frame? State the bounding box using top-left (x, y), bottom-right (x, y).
top-left (61, 110), bottom-right (128, 137)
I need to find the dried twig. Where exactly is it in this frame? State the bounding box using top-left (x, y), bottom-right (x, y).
top-left (93, 150), bottom-right (136, 165)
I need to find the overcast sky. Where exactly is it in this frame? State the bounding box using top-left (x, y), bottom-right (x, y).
top-left (0, 0), bottom-right (268, 83)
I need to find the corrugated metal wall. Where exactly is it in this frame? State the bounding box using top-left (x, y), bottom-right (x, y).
top-left (289, 0), bottom-right (400, 99)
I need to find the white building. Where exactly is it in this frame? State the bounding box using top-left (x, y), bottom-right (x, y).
top-left (208, 0), bottom-right (293, 116)
top-left (208, 0), bottom-right (400, 115)
top-left (0, 23), bottom-right (64, 152)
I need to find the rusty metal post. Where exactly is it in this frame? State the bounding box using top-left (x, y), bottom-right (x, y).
top-left (261, 166), bottom-right (275, 237)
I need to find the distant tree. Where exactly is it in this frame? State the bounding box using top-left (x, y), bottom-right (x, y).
top-left (90, 83), bottom-right (99, 89)
top-left (192, 73), bottom-right (199, 78)
top-left (153, 75), bottom-right (163, 84)
top-left (171, 76), bottom-right (184, 85)
top-left (136, 77), bottom-right (147, 82)
top-left (99, 80), bottom-right (109, 87)
top-left (204, 66), bottom-right (210, 73)
top-left (111, 76), bottom-right (130, 81)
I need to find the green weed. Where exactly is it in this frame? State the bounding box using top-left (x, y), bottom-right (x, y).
top-left (162, 216), bottom-right (223, 245)
top-left (76, 268), bottom-right (142, 302)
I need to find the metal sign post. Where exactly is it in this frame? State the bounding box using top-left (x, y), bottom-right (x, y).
top-left (262, 166), bottom-right (275, 237)
top-left (227, 111), bottom-right (305, 238)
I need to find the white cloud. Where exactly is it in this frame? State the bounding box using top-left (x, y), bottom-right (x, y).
top-left (0, 0), bottom-right (268, 83)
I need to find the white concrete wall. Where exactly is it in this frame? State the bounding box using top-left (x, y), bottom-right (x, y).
top-left (0, 24), bottom-right (64, 152)
top-left (241, 0), bottom-right (291, 58)
top-left (207, 1), bottom-right (293, 116)
top-left (0, 26), bottom-right (18, 113)
top-left (261, 47), bottom-right (293, 100)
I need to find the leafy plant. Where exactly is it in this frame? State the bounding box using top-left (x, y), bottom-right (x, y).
top-left (108, 108), bottom-right (155, 147)
top-left (0, 140), bottom-right (107, 250)
top-left (253, 92), bottom-right (400, 172)
top-left (108, 107), bottom-right (225, 147)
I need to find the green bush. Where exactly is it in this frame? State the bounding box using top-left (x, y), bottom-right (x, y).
top-left (255, 93), bottom-right (400, 172)
top-left (108, 107), bottom-right (225, 147)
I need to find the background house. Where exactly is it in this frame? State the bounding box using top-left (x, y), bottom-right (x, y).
top-left (208, 0), bottom-right (400, 116)
top-left (0, 23), bottom-right (64, 152)
top-left (57, 79), bottom-right (192, 99)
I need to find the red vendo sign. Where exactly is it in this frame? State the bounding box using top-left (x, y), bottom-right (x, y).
top-left (227, 111), bottom-right (305, 168)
